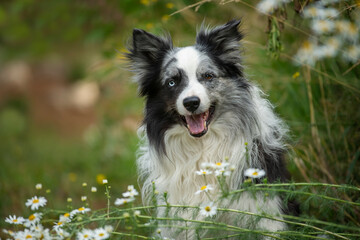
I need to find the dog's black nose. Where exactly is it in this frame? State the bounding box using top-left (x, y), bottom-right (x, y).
top-left (183, 96), bottom-right (200, 112)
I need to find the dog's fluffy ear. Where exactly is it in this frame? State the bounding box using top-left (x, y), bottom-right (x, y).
top-left (127, 29), bottom-right (173, 96)
top-left (196, 20), bottom-right (243, 75)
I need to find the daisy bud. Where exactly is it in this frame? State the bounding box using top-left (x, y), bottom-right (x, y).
top-left (67, 197), bottom-right (72, 203)
top-left (102, 179), bottom-right (108, 184)
top-left (91, 187), bottom-right (97, 192)
top-left (82, 182), bottom-right (87, 187)
top-left (81, 196), bottom-right (87, 202)
top-left (35, 183), bottom-right (42, 190)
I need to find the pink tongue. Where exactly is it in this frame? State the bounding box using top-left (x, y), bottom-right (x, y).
top-left (185, 114), bottom-right (205, 134)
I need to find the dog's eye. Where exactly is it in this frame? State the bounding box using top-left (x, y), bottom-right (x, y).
top-left (168, 80), bottom-right (176, 87)
top-left (203, 73), bottom-right (214, 81)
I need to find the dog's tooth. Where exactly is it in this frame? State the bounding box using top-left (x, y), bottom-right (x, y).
top-left (204, 121), bottom-right (207, 128)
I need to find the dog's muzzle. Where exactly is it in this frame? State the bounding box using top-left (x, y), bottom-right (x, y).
top-left (180, 98), bottom-right (216, 138)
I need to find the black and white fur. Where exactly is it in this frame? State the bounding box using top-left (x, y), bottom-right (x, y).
top-left (127, 20), bottom-right (296, 239)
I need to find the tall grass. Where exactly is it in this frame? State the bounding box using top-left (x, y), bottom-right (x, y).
top-left (1, 0), bottom-right (359, 239)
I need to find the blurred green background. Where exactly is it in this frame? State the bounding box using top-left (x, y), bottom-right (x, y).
top-left (1, 0), bottom-right (359, 233)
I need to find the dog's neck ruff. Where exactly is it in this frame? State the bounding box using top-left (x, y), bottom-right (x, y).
top-left (138, 121), bottom-right (247, 205)
top-left (137, 85), bottom-right (287, 206)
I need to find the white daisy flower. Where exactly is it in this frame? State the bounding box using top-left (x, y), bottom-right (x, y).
top-left (114, 197), bottom-right (135, 206)
top-left (214, 168), bottom-right (231, 177)
top-left (294, 40), bottom-right (319, 66)
top-left (31, 225), bottom-right (51, 240)
top-left (70, 207), bottom-right (91, 217)
top-left (134, 210), bottom-right (141, 216)
top-left (303, 5), bottom-right (338, 19)
top-left (2, 229), bottom-right (15, 237)
top-left (244, 168), bottom-right (266, 179)
top-left (104, 225), bottom-right (114, 233)
top-left (55, 228), bottom-right (70, 239)
top-left (59, 212), bottom-right (72, 223)
top-left (200, 202), bottom-right (217, 217)
top-left (321, 8), bottom-right (339, 18)
top-left (24, 213), bottom-right (42, 227)
top-left (195, 184), bottom-right (214, 195)
top-left (257, 0), bottom-right (290, 14)
top-left (35, 183), bottom-right (42, 190)
top-left (195, 169), bottom-right (212, 175)
top-left (122, 187), bottom-right (139, 198)
top-left (335, 20), bottom-right (359, 41)
top-left (102, 179), bottom-right (108, 184)
top-left (303, 6), bottom-right (320, 18)
top-left (77, 229), bottom-right (94, 240)
top-left (53, 220), bottom-right (66, 231)
top-left (25, 196), bottom-right (47, 210)
top-left (91, 187), bottom-right (97, 192)
top-left (311, 19), bottom-right (335, 35)
top-left (5, 215), bottom-right (25, 225)
top-left (16, 229), bottom-right (35, 240)
top-left (342, 45), bottom-right (360, 63)
top-left (314, 37), bottom-right (342, 59)
top-left (210, 162), bottom-right (230, 169)
top-left (94, 227), bottom-right (110, 240)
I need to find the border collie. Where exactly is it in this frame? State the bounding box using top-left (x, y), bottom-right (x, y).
top-left (126, 20), bottom-right (295, 239)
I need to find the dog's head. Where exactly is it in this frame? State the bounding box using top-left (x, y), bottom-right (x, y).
top-left (127, 20), bottom-right (249, 149)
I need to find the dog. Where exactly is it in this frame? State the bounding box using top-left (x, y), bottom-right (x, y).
top-left (126, 19), bottom-right (297, 239)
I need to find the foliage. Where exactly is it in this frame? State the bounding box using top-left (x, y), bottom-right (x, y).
top-left (3, 176), bottom-right (360, 239)
top-left (1, 0), bottom-right (360, 239)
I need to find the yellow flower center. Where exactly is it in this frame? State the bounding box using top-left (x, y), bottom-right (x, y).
top-left (28, 214), bottom-right (36, 221)
top-left (200, 185), bottom-right (207, 191)
top-left (12, 219), bottom-right (18, 223)
top-left (349, 24), bottom-right (357, 34)
top-left (216, 162), bottom-right (222, 166)
top-left (318, 20), bottom-right (330, 31)
top-left (84, 234), bottom-right (89, 238)
top-left (309, 7), bottom-right (317, 17)
top-left (302, 41), bottom-right (312, 50)
top-left (292, 72), bottom-right (300, 79)
top-left (64, 213), bottom-right (70, 217)
top-left (140, 0), bottom-right (150, 6)
top-left (205, 206), bottom-right (211, 212)
top-left (202, 171), bottom-right (207, 174)
top-left (78, 207), bottom-right (85, 211)
top-left (32, 199), bottom-right (39, 204)
top-left (166, 3), bottom-right (174, 9)
top-left (96, 174), bottom-right (106, 185)
top-left (162, 15), bottom-right (170, 22)
top-left (99, 233), bottom-right (104, 236)
top-left (252, 172), bottom-right (258, 176)
top-left (57, 221), bottom-right (63, 226)
top-left (26, 235), bottom-right (32, 239)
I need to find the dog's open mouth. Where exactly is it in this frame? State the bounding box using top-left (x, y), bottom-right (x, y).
top-left (180, 105), bottom-right (216, 137)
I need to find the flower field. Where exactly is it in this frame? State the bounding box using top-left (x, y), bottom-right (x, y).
top-left (1, 0), bottom-right (359, 239)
